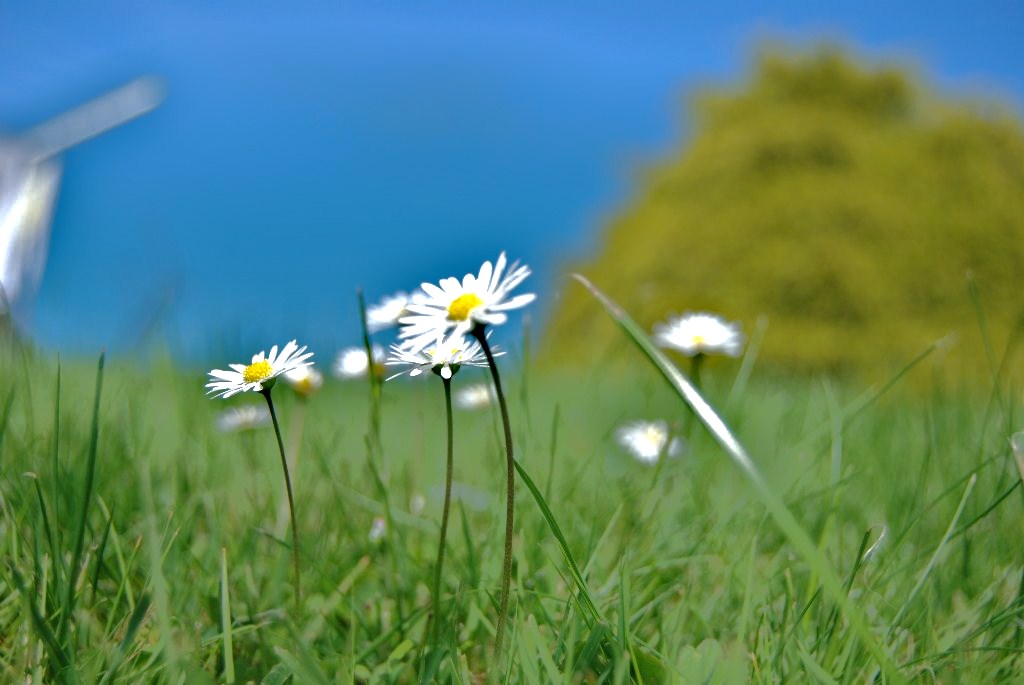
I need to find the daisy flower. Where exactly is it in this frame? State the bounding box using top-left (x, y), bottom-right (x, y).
top-left (653, 312), bottom-right (745, 357)
top-left (333, 345), bottom-right (385, 380)
top-left (399, 252), bottom-right (535, 351)
top-left (365, 290), bottom-right (427, 333)
top-left (615, 420), bottom-right (682, 465)
top-left (285, 365), bottom-right (324, 397)
top-left (206, 340), bottom-right (314, 398)
top-left (453, 383), bottom-right (495, 410)
top-left (385, 331), bottom-right (494, 380)
top-left (215, 405), bottom-right (270, 433)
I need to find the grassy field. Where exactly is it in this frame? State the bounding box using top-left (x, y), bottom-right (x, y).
top-left (1, 302), bottom-right (1022, 683)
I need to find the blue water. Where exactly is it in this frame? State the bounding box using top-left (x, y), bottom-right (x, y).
top-left (2, 1), bottom-right (1022, 364)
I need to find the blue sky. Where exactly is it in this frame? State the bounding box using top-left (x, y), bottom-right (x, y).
top-left (1, 1), bottom-right (1022, 363)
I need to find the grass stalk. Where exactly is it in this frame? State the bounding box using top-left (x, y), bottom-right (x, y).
top-left (59, 352), bottom-right (105, 649)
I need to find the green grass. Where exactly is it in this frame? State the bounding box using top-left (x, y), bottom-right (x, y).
top-left (0, 314), bottom-right (1022, 683)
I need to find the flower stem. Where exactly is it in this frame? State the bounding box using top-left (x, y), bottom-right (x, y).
top-left (261, 388), bottom-right (301, 610)
top-left (690, 352), bottom-right (703, 391)
top-left (471, 327), bottom-right (515, 654)
top-left (431, 377), bottom-right (455, 646)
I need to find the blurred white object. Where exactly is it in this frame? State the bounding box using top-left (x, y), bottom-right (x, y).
top-left (215, 404), bottom-right (270, 433)
top-left (368, 516), bottom-right (387, 543)
top-left (365, 290), bottom-right (427, 333)
top-left (0, 78), bottom-right (162, 319)
top-left (615, 420), bottom-right (682, 465)
top-left (453, 382), bottom-right (494, 410)
top-left (333, 345), bottom-right (385, 379)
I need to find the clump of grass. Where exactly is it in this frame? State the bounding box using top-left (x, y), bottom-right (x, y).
top-left (0, 299), bottom-right (1021, 682)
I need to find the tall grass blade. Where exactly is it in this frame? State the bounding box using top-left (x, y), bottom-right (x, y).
top-left (8, 563), bottom-right (73, 678)
top-left (59, 351), bottom-right (105, 646)
top-left (573, 274), bottom-right (904, 683)
top-left (221, 548), bottom-right (236, 684)
top-left (512, 458), bottom-right (602, 624)
top-left (97, 593), bottom-right (151, 685)
top-left (890, 473), bottom-right (977, 631)
top-left (51, 359), bottom-right (62, 559)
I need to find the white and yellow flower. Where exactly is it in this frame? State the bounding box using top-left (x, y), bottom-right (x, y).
top-left (215, 404), bottom-right (270, 432)
top-left (615, 420), bottom-right (682, 465)
top-left (284, 365), bottom-right (324, 397)
top-left (206, 340), bottom-right (314, 399)
top-left (653, 312), bottom-right (744, 357)
top-left (386, 331), bottom-right (492, 380)
top-left (365, 290), bottom-right (427, 333)
top-left (399, 252), bottom-right (535, 351)
top-left (333, 345), bottom-right (385, 380)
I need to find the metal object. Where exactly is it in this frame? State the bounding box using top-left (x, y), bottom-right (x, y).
top-left (0, 77), bottom-right (162, 319)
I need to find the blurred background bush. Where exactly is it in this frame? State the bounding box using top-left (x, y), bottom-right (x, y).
top-left (544, 47), bottom-right (1024, 381)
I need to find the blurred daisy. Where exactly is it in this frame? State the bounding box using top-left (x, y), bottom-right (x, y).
top-left (365, 290), bottom-right (427, 333)
top-left (368, 516), bottom-right (387, 543)
top-left (385, 331), bottom-right (493, 380)
top-left (215, 404), bottom-right (270, 433)
top-left (399, 252), bottom-right (535, 351)
top-left (454, 383), bottom-right (495, 410)
top-left (333, 345), bottom-right (385, 380)
top-left (206, 340), bottom-right (314, 399)
top-left (615, 420), bottom-right (682, 465)
top-left (653, 312), bottom-right (744, 357)
top-left (284, 365), bottom-right (323, 397)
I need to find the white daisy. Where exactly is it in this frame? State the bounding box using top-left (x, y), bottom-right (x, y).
top-left (365, 290), bottom-right (427, 333)
top-left (215, 404), bottom-right (271, 433)
top-left (653, 312), bottom-right (745, 357)
top-left (385, 331), bottom-right (494, 381)
top-left (398, 252), bottom-right (535, 351)
top-left (284, 365), bottom-right (323, 397)
top-left (453, 383), bottom-right (495, 410)
top-left (333, 345), bottom-right (385, 380)
top-left (615, 420), bottom-right (682, 465)
top-left (206, 340), bottom-right (314, 399)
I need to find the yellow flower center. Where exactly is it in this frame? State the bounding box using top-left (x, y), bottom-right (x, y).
top-left (243, 360), bottom-right (274, 384)
top-left (447, 293), bottom-right (483, 321)
top-left (692, 334), bottom-right (706, 347)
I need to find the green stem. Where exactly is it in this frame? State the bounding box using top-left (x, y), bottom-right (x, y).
top-left (685, 353), bottom-right (703, 439)
top-left (432, 377), bottom-right (455, 645)
top-left (690, 352), bottom-right (703, 391)
top-left (472, 327), bottom-right (515, 655)
top-left (261, 388), bottom-right (301, 610)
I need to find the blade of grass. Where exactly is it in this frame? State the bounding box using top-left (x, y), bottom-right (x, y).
top-left (28, 476), bottom-right (59, 592)
top-left (59, 351), bottom-right (105, 648)
top-left (890, 473), bottom-right (977, 631)
top-left (727, 315), bottom-right (767, 407)
top-left (7, 563), bottom-right (73, 679)
top-left (51, 359), bottom-right (63, 572)
top-left (89, 506), bottom-right (115, 604)
top-left (513, 458), bottom-right (602, 625)
top-left (221, 548), bottom-right (235, 684)
top-left (97, 593), bottom-right (151, 685)
top-left (573, 274), bottom-right (904, 683)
